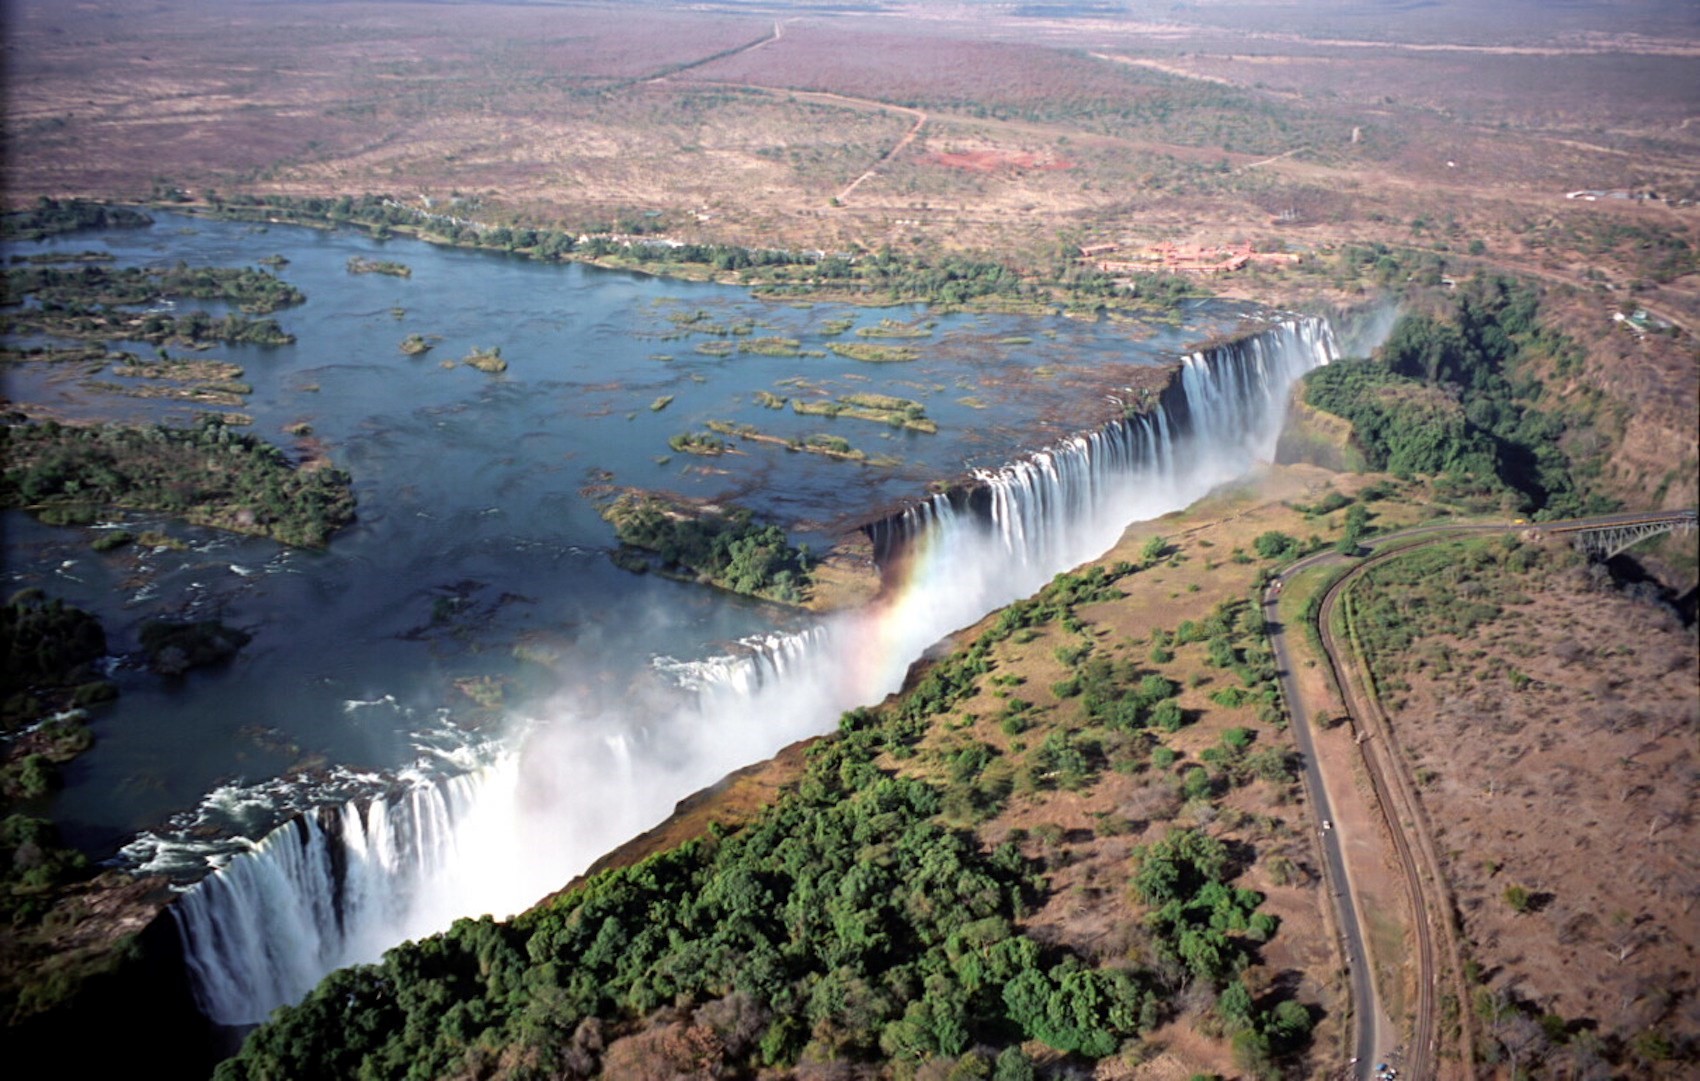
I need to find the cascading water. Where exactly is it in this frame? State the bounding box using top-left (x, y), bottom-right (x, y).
top-left (653, 626), bottom-right (832, 698)
top-left (866, 315), bottom-right (1336, 573)
top-left (170, 315), bottom-right (1339, 1026)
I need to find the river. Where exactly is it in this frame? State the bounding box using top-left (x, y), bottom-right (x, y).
top-left (2, 213), bottom-right (1332, 1026)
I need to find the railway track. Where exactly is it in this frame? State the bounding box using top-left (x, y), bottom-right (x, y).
top-left (1271, 508), bottom-right (1694, 1079)
top-left (1315, 549), bottom-right (1467, 1081)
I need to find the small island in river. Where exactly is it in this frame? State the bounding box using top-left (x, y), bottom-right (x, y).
top-left (2, 415), bottom-right (356, 548)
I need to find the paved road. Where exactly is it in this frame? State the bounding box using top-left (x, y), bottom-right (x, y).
top-left (1262, 508), bottom-right (1695, 1081)
top-left (1262, 579), bottom-right (1385, 1077)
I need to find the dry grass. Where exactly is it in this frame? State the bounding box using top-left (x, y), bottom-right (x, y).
top-left (1362, 550), bottom-right (1699, 1056)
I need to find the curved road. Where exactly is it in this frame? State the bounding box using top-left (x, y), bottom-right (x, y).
top-left (1263, 509), bottom-right (1695, 1081)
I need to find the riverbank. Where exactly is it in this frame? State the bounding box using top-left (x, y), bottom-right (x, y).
top-left (149, 197), bottom-right (1210, 319)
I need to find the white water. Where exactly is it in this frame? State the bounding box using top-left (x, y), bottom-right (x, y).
top-left (171, 315), bottom-right (1338, 1025)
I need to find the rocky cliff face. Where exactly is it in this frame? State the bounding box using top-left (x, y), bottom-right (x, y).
top-left (0, 873), bottom-right (213, 1075)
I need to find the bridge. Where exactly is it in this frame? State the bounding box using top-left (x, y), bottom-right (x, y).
top-left (1538, 509), bottom-right (1697, 560)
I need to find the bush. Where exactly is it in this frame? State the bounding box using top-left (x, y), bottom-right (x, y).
top-left (1252, 532), bottom-right (1298, 561)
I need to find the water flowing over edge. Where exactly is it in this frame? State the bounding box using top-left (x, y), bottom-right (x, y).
top-left (169, 314), bottom-right (1339, 1025)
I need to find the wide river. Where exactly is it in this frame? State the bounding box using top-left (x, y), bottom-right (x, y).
top-left (3, 213), bottom-right (1256, 871)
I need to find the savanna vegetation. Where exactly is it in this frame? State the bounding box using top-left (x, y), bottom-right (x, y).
top-left (1, 416), bottom-right (355, 547)
top-left (1334, 535), bottom-right (1575, 714)
top-left (1336, 532), bottom-right (1698, 1076)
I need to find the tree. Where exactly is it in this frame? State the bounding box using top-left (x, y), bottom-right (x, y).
top-left (993, 1046), bottom-right (1035, 1081)
top-left (1495, 1012), bottom-right (1549, 1078)
top-left (1253, 532), bottom-right (1297, 560)
top-left (1264, 999), bottom-right (1312, 1050)
top-left (1231, 1026), bottom-right (1275, 1078)
top-left (1339, 503), bottom-right (1370, 555)
top-left (1217, 980), bottom-right (1253, 1030)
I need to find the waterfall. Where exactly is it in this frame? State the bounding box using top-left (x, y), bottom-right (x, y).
top-left (171, 766), bottom-right (509, 1025)
top-left (865, 314), bottom-right (1337, 573)
top-left (169, 314), bottom-right (1338, 1026)
top-left (653, 626), bottom-right (833, 698)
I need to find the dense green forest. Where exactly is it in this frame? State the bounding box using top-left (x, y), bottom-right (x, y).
top-left (4, 262), bottom-right (305, 314)
top-left (1, 416), bottom-right (355, 547)
top-left (217, 565), bottom-right (1311, 1080)
top-left (1303, 276), bottom-right (1615, 519)
top-left (604, 494), bottom-right (815, 604)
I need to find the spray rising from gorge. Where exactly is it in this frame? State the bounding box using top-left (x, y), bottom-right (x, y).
top-left (171, 316), bottom-right (1340, 1026)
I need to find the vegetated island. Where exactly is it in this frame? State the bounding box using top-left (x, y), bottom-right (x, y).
top-left (600, 491), bottom-right (816, 606)
top-left (0, 259), bottom-right (303, 347)
top-left (828, 341), bottom-right (921, 364)
top-left (137, 618), bottom-right (252, 677)
top-left (667, 430), bottom-right (729, 456)
top-left (1, 197), bottom-right (152, 241)
top-left (399, 333), bottom-right (437, 356)
top-left (855, 317), bottom-right (933, 339)
top-left (0, 305), bottom-right (294, 348)
top-left (1, 415), bottom-right (355, 547)
top-left (72, 351), bottom-right (254, 408)
top-left (792, 392), bottom-right (938, 433)
top-left (4, 262), bottom-right (305, 313)
top-left (462, 345), bottom-right (506, 373)
top-left (701, 420), bottom-right (890, 465)
top-left (346, 256), bottom-right (412, 278)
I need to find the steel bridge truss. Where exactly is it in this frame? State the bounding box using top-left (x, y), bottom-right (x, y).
top-left (1552, 512), bottom-right (1697, 560)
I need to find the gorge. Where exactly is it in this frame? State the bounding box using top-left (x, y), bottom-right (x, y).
top-left (163, 314), bottom-right (1340, 1029)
